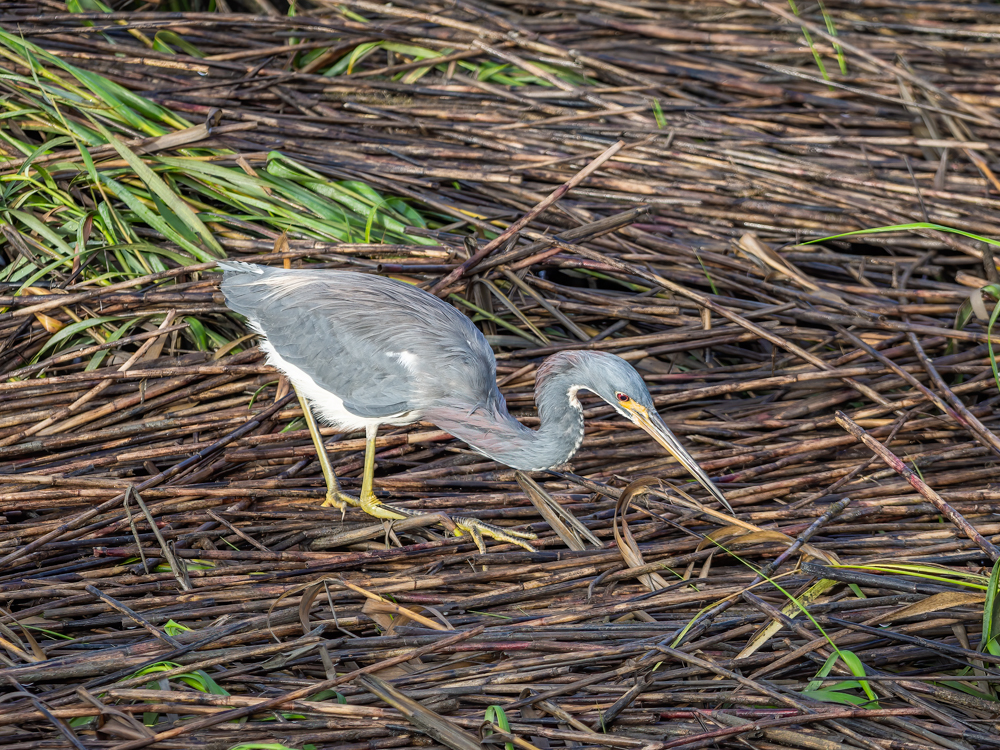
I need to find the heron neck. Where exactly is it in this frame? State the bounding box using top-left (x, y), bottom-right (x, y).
top-left (524, 371), bottom-right (587, 471)
top-left (429, 373), bottom-right (586, 472)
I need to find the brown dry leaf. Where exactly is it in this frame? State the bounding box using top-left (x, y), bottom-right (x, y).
top-left (362, 599), bottom-right (398, 632)
top-left (364, 600), bottom-right (452, 643)
top-left (614, 477), bottom-right (671, 592)
top-left (0, 631), bottom-right (38, 663)
top-left (20, 287), bottom-right (66, 333)
top-left (737, 578), bottom-right (839, 660)
top-left (211, 331), bottom-right (256, 361)
top-left (298, 582), bottom-right (326, 636)
top-left (701, 529), bottom-right (796, 549)
top-left (269, 576), bottom-right (340, 640)
top-left (275, 230), bottom-right (291, 268)
top-left (699, 525), bottom-right (759, 548)
top-left (34, 311), bottom-right (64, 333)
top-left (654, 480), bottom-right (750, 529)
top-left (517, 471), bottom-right (600, 550)
top-left (402, 604), bottom-right (453, 633)
top-left (139, 319), bottom-right (173, 361)
top-left (236, 153), bottom-right (272, 195)
top-left (699, 526), bottom-right (837, 565)
top-left (271, 575), bottom-right (449, 638)
top-left (738, 233), bottom-right (843, 303)
top-left (968, 287), bottom-right (990, 321)
top-left (16, 621), bottom-right (46, 662)
top-left (76, 686), bottom-right (154, 739)
top-left (134, 122), bottom-right (210, 154)
top-left (356, 674), bottom-right (481, 750)
top-left (92, 716), bottom-right (151, 741)
top-left (870, 591), bottom-right (986, 625)
top-left (341, 578), bottom-right (450, 631)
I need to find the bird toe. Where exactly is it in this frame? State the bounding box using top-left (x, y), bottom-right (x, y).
top-left (321, 490), bottom-right (360, 510)
top-left (360, 496), bottom-right (408, 521)
top-left (455, 517), bottom-right (536, 552)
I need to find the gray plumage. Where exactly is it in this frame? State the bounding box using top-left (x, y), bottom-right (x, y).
top-left (220, 260), bottom-right (494, 425)
top-left (219, 261), bottom-right (729, 508)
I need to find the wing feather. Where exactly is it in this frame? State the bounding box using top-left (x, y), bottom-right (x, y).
top-left (220, 264), bottom-right (497, 420)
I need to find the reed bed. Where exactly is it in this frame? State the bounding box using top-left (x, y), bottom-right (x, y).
top-left (0, 0), bottom-right (999, 748)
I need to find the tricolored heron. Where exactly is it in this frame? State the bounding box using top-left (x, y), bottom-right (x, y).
top-left (219, 261), bottom-right (733, 551)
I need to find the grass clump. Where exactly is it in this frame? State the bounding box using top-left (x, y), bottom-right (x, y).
top-left (0, 32), bottom-right (438, 366)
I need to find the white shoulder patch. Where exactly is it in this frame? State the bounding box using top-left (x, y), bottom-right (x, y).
top-left (387, 350), bottom-right (418, 374)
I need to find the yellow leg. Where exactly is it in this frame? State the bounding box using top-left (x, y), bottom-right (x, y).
top-left (355, 422), bottom-right (535, 549)
top-left (358, 424), bottom-right (406, 521)
top-left (296, 389), bottom-right (357, 511)
top-left (296, 391), bottom-right (534, 550)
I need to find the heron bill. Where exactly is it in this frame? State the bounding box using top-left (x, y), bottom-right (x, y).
top-left (628, 405), bottom-right (735, 515)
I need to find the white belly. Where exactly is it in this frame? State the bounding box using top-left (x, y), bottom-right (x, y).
top-left (257, 335), bottom-right (414, 432)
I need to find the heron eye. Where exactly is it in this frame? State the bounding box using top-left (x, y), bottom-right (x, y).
top-left (616, 392), bottom-right (630, 403)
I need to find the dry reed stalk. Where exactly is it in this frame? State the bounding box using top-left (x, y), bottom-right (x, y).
top-left (1, 1), bottom-right (1000, 749)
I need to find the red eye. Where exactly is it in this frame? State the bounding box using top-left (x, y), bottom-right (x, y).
top-left (616, 393), bottom-right (629, 402)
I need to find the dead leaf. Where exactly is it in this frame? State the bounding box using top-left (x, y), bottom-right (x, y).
top-left (362, 599), bottom-right (396, 632)
top-left (699, 525), bottom-right (837, 565)
top-left (340, 578), bottom-right (450, 631)
top-left (738, 233), bottom-right (843, 303)
top-left (34, 312), bottom-right (65, 333)
top-left (299, 582), bottom-right (326, 636)
top-left (737, 578), bottom-right (839, 659)
top-left (20, 287), bottom-right (66, 332)
top-left (870, 591), bottom-right (986, 625)
top-left (275, 231), bottom-right (291, 268)
top-left (614, 477), bottom-right (671, 592)
top-left (356, 674), bottom-right (481, 750)
top-left (517, 472), bottom-right (600, 551)
top-left (969, 287), bottom-right (990, 321)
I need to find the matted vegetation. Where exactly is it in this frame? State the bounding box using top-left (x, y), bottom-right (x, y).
top-left (0, 1), bottom-right (999, 749)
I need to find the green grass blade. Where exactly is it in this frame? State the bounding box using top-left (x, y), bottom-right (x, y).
top-left (97, 173), bottom-right (217, 262)
top-left (651, 98), bottom-right (666, 129)
top-left (806, 222), bottom-right (1000, 249)
top-left (787, 0), bottom-right (829, 82)
top-left (86, 118), bottom-right (222, 256)
top-left (86, 317), bottom-right (144, 371)
top-left (308, 689), bottom-right (347, 704)
top-left (8, 208), bottom-right (74, 256)
top-left (983, 560), bottom-right (1000, 657)
top-left (800, 690), bottom-right (872, 706)
top-left (163, 619), bottom-right (192, 636)
top-left (818, 0), bottom-right (847, 74)
top-left (34, 316), bottom-right (121, 360)
top-left (838, 649), bottom-right (878, 703)
top-left (806, 652), bottom-right (839, 691)
top-left (364, 201), bottom-right (384, 243)
top-left (484, 705), bottom-right (514, 750)
top-left (185, 316), bottom-right (210, 351)
top-left (986, 291), bottom-right (1000, 397)
top-left (153, 30), bottom-right (205, 58)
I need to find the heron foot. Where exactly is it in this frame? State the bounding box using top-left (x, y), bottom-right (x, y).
top-left (321, 489), bottom-right (408, 521)
top-left (360, 494), bottom-right (408, 522)
top-left (320, 490), bottom-right (361, 511)
top-left (325, 489), bottom-right (535, 553)
top-left (452, 516), bottom-right (537, 554)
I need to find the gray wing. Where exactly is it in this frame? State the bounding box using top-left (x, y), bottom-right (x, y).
top-left (219, 262), bottom-right (497, 419)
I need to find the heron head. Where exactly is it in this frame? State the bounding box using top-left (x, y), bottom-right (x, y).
top-left (548, 351), bottom-right (734, 514)
top-left (564, 351), bottom-right (656, 422)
